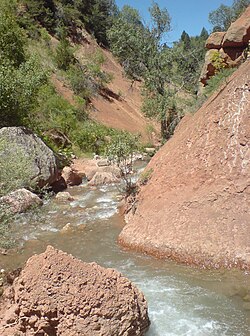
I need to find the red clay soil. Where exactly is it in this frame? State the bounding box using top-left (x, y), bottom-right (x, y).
top-left (0, 246), bottom-right (150, 336)
top-left (51, 31), bottom-right (159, 143)
top-left (119, 60), bottom-right (250, 270)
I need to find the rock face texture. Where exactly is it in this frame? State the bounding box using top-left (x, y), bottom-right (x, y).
top-left (0, 188), bottom-right (42, 214)
top-left (0, 246), bottom-right (150, 336)
top-left (0, 127), bottom-right (59, 188)
top-left (200, 6), bottom-right (250, 86)
top-left (223, 6), bottom-right (250, 47)
top-left (119, 61), bottom-right (250, 270)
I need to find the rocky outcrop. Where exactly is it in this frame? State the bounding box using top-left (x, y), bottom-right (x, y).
top-left (0, 127), bottom-right (59, 188)
top-left (0, 246), bottom-right (150, 335)
top-left (223, 6), bottom-right (250, 47)
top-left (200, 6), bottom-right (250, 86)
top-left (119, 61), bottom-right (250, 270)
top-left (205, 32), bottom-right (226, 49)
top-left (0, 189), bottom-right (42, 214)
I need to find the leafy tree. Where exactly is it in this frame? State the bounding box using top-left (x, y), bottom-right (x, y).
top-left (106, 132), bottom-right (141, 195)
top-left (180, 30), bottom-right (191, 50)
top-left (0, 2), bottom-right (25, 67)
top-left (0, 57), bottom-right (47, 127)
top-left (209, 0), bottom-right (250, 32)
top-left (149, 1), bottom-right (171, 40)
top-left (54, 30), bottom-right (74, 70)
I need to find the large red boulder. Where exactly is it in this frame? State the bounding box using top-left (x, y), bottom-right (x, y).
top-left (222, 6), bottom-right (250, 47)
top-left (119, 61), bottom-right (250, 270)
top-left (0, 246), bottom-right (150, 336)
top-left (205, 32), bottom-right (226, 49)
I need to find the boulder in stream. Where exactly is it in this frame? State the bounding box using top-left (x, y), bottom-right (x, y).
top-left (0, 246), bottom-right (150, 336)
top-left (0, 188), bottom-right (42, 214)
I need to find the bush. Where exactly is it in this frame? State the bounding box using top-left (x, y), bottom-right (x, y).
top-left (106, 132), bottom-right (141, 195)
top-left (72, 122), bottom-right (119, 154)
top-left (54, 36), bottom-right (74, 70)
top-left (204, 68), bottom-right (235, 96)
top-left (0, 204), bottom-right (14, 249)
top-left (31, 84), bottom-right (87, 134)
top-left (0, 57), bottom-right (48, 127)
top-left (210, 50), bottom-right (227, 72)
top-left (0, 139), bottom-right (36, 197)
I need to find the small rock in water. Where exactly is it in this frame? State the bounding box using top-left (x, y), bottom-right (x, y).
top-left (60, 223), bottom-right (74, 233)
top-left (55, 192), bottom-right (74, 202)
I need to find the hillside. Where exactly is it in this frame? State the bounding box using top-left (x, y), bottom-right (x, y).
top-left (51, 30), bottom-right (158, 142)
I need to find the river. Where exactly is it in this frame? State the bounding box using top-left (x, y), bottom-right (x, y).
top-left (0, 169), bottom-right (249, 336)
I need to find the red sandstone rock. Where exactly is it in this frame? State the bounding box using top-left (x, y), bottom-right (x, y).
top-left (0, 246), bottom-right (150, 335)
top-left (88, 171), bottom-right (119, 186)
top-left (119, 61), bottom-right (250, 270)
top-left (62, 166), bottom-right (82, 186)
top-left (222, 6), bottom-right (250, 47)
top-left (206, 32), bottom-right (226, 49)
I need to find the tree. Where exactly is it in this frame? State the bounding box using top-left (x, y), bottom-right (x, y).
top-left (149, 1), bottom-right (171, 40)
top-left (180, 30), bottom-right (191, 50)
top-left (106, 132), bottom-right (141, 195)
top-left (209, 0), bottom-right (250, 32)
top-left (0, 3), bottom-right (25, 67)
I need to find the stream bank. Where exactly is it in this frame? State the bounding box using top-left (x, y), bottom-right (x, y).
top-left (0, 175), bottom-right (249, 335)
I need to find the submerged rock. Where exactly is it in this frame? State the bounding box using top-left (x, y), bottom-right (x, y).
top-left (119, 61), bottom-right (250, 270)
top-left (0, 246), bottom-right (150, 335)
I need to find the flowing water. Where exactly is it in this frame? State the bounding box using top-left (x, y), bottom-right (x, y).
top-left (0, 169), bottom-right (249, 336)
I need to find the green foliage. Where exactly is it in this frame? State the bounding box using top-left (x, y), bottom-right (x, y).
top-left (71, 121), bottom-right (120, 155)
top-left (67, 51), bottom-right (112, 99)
top-left (149, 1), bottom-right (171, 40)
top-left (210, 50), bottom-right (227, 72)
top-left (54, 35), bottom-right (75, 70)
top-left (139, 168), bottom-right (154, 186)
top-left (0, 57), bottom-right (48, 127)
top-left (31, 84), bottom-right (87, 134)
top-left (209, 0), bottom-right (250, 31)
top-left (106, 132), bottom-right (141, 195)
top-left (204, 68), bottom-right (235, 96)
top-left (0, 2), bottom-right (25, 67)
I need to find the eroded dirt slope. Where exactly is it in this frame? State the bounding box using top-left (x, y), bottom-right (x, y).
top-left (52, 31), bottom-right (158, 142)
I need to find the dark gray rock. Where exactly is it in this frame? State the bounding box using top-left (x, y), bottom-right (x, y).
top-left (0, 127), bottom-right (59, 188)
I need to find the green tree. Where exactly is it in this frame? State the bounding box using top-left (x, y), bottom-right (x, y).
top-left (0, 2), bottom-right (25, 67)
top-left (0, 57), bottom-right (47, 127)
top-left (209, 0), bottom-right (250, 32)
top-left (54, 30), bottom-right (74, 70)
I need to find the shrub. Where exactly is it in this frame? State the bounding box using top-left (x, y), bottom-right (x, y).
top-left (210, 50), bottom-right (227, 72)
top-left (204, 68), bottom-right (235, 96)
top-left (0, 56), bottom-right (48, 127)
top-left (106, 132), bottom-right (141, 195)
top-left (0, 139), bottom-right (36, 197)
top-left (54, 36), bottom-right (74, 71)
top-left (72, 122), bottom-right (119, 155)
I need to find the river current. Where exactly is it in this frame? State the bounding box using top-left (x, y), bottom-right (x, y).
top-left (0, 169), bottom-right (249, 336)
